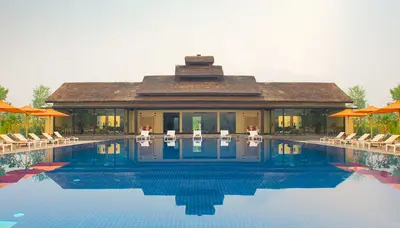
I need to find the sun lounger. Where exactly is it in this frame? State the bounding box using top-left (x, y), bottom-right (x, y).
top-left (13, 133), bottom-right (42, 148)
top-left (220, 130), bottom-right (231, 141)
top-left (359, 134), bottom-right (385, 149)
top-left (54, 131), bottom-right (79, 142)
top-left (248, 130), bottom-right (262, 141)
top-left (350, 134), bottom-right (370, 147)
top-left (363, 134), bottom-right (397, 149)
top-left (38, 133), bottom-right (60, 146)
top-left (28, 133), bottom-right (50, 147)
top-left (193, 130), bottom-right (202, 141)
top-left (338, 133), bottom-right (357, 145)
top-left (0, 134), bottom-right (34, 149)
top-left (136, 130), bottom-right (151, 141)
top-left (320, 132), bottom-right (344, 142)
top-left (164, 130), bottom-right (176, 141)
top-left (386, 143), bottom-right (400, 153)
top-left (44, 132), bottom-right (69, 144)
top-left (329, 133), bottom-right (354, 144)
top-left (0, 140), bottom-right (13, 152)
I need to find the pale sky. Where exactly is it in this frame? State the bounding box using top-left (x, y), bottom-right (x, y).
top-left (0, 0), bottom-right (399, 107)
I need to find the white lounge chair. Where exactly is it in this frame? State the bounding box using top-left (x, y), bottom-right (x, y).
top-left (41, 133), bottom-right (60, 146)
top-left (136, 130), bottom-right (151, 141)
top-left (248, 130), bottom-right (262, 141)
top-left (164, 130), bottom-right (176, 141)
top-left (363, 135), bottom-right (398, 149)
top-left (320, 132), bottom-right (344, 142)
top-left (193, 130), bottom-right (202, 141)
top-left (350, 134), bottom-right (370, 147)
top-left (0, 140), bottom-right (13, 152)
top-left (336, 133), bottom-right (357, 145)
top-left (54, 131), bottom-right (79, 142)
top-left (0, 134), bottom-right (34, 149)
top-left (44, 132), bottom-right (69, 144)
top-left (28, 133), bottom-right (50, 147)
top-left (220, 130), bottom-right (231, 141)
top-left (386, 143), bottom-right (400, 153)
top-left (14, 133), bottom-right (42, 148)
top-left (359, 134), bottom-right (385, 149)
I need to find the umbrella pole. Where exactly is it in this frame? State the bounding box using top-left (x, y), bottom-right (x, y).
top-left (369, 114), bottom-right (373, 136)
top-left (398, 111), bottom-right (400, 134)
top-left (25, 113), bottom-right (29, 137)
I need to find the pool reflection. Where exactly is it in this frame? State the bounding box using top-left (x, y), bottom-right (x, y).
top-left (2, 138), bottom-right (400, 216)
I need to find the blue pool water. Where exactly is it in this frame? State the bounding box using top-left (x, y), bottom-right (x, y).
top-left (1, 138), bottom-right (400, 228)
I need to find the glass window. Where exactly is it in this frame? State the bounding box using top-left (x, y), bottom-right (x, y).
top-left (74, 109), bottom-right (96, 134)
top-left (95, 109), bottom-right (115, 134)
top-left (182, 112), bottom-right (217, 133)
top-left (220, 112), bottom-right (236, 133)
top-left (274, 109), bottom-right (283, 134)
top-left (283, 109), bottom-right (304, 134)
top-left (115, 109), bottom-right (127, 134)
top-left (303, 109), bottom-right (327, 134)
top-left (54, 109), bottom-right (73, 135)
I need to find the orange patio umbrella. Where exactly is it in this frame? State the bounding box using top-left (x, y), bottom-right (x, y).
top-left (329, 109), bottom-right (367, 134)
top-left (354, 106), bottom-right (379, 136)
top-left (0, 100), bottom-right (25, 113)
top-left (372, 100), bottom-right (400, 132)
top-left (20, 105), bottom-right (45, 137)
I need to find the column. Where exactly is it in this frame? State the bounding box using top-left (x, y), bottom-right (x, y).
top-left (217, 111), bottom-right (220, 133)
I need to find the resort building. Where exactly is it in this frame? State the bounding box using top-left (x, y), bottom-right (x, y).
top-left (47, 55), bottom-right (352, 135)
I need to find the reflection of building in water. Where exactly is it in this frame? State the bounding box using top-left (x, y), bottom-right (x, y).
top-left (278, 144), bottom-right (301, 154)
top-left (97, 143), bottom-right (121, 154)
top-left (47, 162), bottom-right (351, 216)
top-left (137, 139), bottom-right (261, 162)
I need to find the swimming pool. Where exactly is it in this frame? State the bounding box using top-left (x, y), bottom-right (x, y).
top-left (1, 138), bottom-right (400, 227)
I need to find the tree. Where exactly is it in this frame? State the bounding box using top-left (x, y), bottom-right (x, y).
top-left (32, 85), bottom-right (51, 108)
top-left (348, 85), bottom-right (367, 109)
top-left (0, 85), bottom-right (8, 101)
top-left (390, 84), bottom-right (400, 101)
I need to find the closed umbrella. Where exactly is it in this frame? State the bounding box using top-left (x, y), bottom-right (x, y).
top-left (354, 106), bottom-right (379, 136)
top-left (19, 106), bottom-right (45, 137)
top-left (372, 100), bottom-right (400, 133)
top-left (329, 109), bottom-right (367, 134)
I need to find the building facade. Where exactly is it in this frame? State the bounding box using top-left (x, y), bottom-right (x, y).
top-left (47, 55), bottom-right (352, 135)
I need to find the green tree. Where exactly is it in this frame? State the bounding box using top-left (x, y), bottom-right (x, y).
top-left (0, 85), bottom-right (8, 101)
top-left (32, 85), bottom-right (51, 108)
top-left (348, 85), bottom-right (367, 109)
top-left (390, 84), bottom-right (400, 101)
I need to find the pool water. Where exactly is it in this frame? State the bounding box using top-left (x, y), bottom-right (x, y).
top-left (1, 138), bottom-right (400, 228)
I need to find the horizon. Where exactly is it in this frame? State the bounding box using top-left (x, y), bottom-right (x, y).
top-left (1, 0), bottom-right (399, 107)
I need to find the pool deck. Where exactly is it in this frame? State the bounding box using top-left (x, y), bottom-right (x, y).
top-left (0, 140), bottom-right (103, 155)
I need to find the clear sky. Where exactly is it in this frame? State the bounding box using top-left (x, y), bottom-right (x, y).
top-left (0, 0), bottom-right (399, 107)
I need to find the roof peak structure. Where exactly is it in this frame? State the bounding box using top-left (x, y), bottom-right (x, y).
top-left (175, 55), bottom-right (224, 81)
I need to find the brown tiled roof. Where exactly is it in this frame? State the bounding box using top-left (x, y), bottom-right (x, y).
top-left (175, 65), bottom-right (223, 77)
top-left (136, 75), bottom-right (261, 96)
top-left (260, 82), bottom-right (352, 103)
top-left (47, 82), bottom-right (140, 102)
